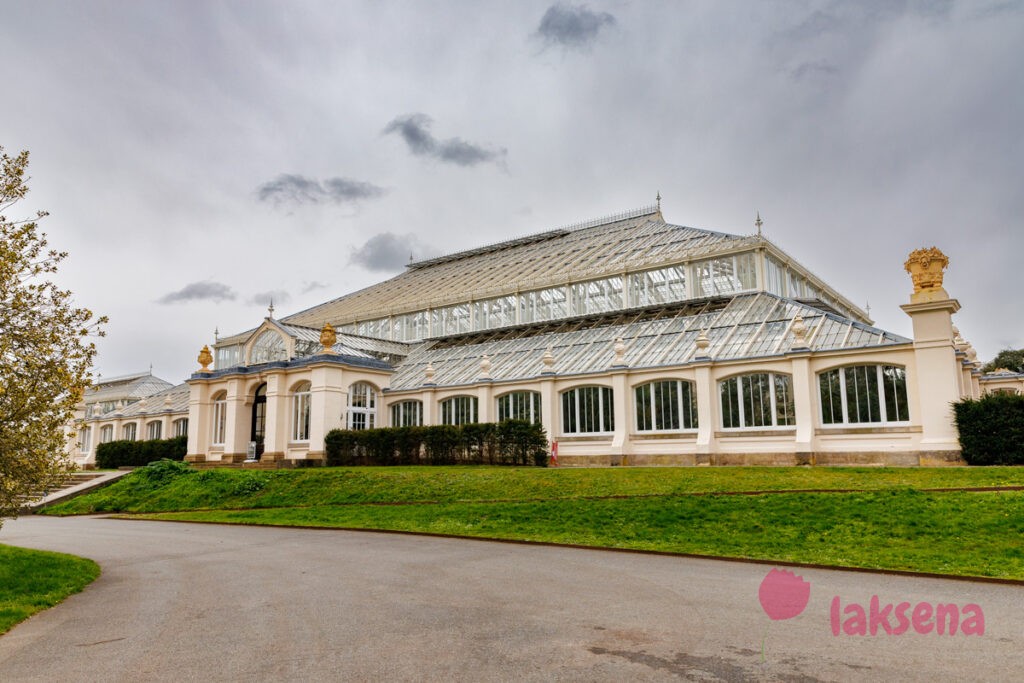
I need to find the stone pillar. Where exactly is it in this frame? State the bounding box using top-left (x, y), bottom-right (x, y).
top-left (610, 371), bottom-right (628, 456)
top-left (310, 364), bottom-right (346, 462)
top-left (693, 363), bottom-right (714, 455)
top-left (225, 378), bottom-right (249, 462)
top-left (900, 247), bottom-right (962, 454)
top-left (262, 373), bottom-right (286, 462)
top-left (789, 353), bottom-right (814, 460)
top-left (538, 375), bottom-right (557, 445)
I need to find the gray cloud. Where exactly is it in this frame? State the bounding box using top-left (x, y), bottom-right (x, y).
top-left (248, 290), bottom-right (291, 307)
top-left (535, 3), bottom-right (616, 49)
top-left (383, 113), bottom-right (507, 167)
top-left (256, 174), bottom-right (386, 207)
top-left (158, 281), bottom-right (237, 304)
top-left (350, 232), bottom-right (437, 272)
top-left (791, 60), bottom-right (839, 80)
top-left (301, 280), bottom-right (329, 294)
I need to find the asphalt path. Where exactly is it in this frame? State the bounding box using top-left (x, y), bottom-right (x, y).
top-left (0, 516), bottom-right (1021, 682)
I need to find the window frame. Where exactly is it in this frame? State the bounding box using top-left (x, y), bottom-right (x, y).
top-left (146, 421), bottom-right (162, 441)
top-left (561, 385), bottom-right (614, 435)
top-left (719, 372), bottom-right (795, 430)
top-left (440, 395), bottom-right (479, 425)
top-left (346, 382), bottom-right (378, 430)
top-left (122, 422), bottom-right (138, 441)
top-left (634, 379), bottom-right (698, 433)
top-left (496, 391), bottom-right (542, 425)
top-left (212, 394), bottom-right (227, 445)
top-left (818, 364), bottom-right (910, 427)
top-left (390, 400), bottom-right (423, 427)
top-left (291, 381), bottom-right (312, 442)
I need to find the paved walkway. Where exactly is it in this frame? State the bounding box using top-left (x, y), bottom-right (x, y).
top-left (0, 516), bottom-right (1021, 682)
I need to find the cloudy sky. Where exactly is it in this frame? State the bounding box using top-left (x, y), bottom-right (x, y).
top-left (3, 0), bottom-right (1022, 383)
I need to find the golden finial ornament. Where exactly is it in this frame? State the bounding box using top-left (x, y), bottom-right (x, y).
top-left (904, 247), bottom-right (949, 295)
top-left (319, 322), bottom-right (338, 353)
top-left (197, 345), bottom-right (213, 372)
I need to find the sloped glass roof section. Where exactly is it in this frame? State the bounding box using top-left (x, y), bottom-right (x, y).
top-left (388, 293), bottom-right (909, 390)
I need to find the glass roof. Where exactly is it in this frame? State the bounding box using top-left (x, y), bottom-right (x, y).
top-left (388, 293), bottom-right (909, 390)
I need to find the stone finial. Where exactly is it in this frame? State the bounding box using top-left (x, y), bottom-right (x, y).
top-left (791, 315), bottom-right (809, 350)
top-left (479, 354), bottom-right (492, 379)
top-left (695, 329), bottom-right (711, 358)
top-left (541, 345), bottom-right (555, 373)
top-left (612, 337), bottom-right (627, 367)
top-left (966, 345), bottom-right (978, 363)
top-left (164, 394), bottom-right (173, 407)
top-left (319, 322), bottom-right (338, 354)
top-left (424, 362), bottom-right (436, 384)
top-left (904, 247), bottom-right (949, 296)
top-left (197, 345), bottom-right (213, 372)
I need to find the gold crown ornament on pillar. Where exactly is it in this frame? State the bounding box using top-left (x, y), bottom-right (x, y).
top-left (197, 345), bottom-right (213, 372)
top-left (904, 247), bottom-right (950, 302)
top-left (319, 322), bottom-right (338, 354)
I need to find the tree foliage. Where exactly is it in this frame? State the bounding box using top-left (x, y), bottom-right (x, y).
top-left (983, 348), bottom-right (1024, 374)
top-left (0, 147), bottom-right (106, 522)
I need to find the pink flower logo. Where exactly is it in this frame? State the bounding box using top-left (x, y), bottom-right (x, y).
top-left (759, 569), bottom-right (811, 620)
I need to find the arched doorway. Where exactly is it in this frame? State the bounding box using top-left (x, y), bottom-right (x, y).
top-left (251, 383), bottom-right (267, 459)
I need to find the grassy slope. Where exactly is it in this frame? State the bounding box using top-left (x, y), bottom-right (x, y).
top-left (0, 544), bottom-right (100, 634)
top-left (41, 465), bottom-right (1024, 580)
top-left (42, 465), bottom-right (1024, 515)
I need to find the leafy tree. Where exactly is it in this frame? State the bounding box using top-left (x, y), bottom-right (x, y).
top-left (0, 147), bottom-right (106, 523)
top-left (983, 348), bottom-right (1024, 374)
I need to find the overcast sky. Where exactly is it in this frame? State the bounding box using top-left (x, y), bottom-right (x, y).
top-left (3, 0), bottom-right (1022, 384)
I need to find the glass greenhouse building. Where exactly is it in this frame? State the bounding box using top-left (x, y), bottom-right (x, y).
top-left (70, 206), bottom-right (986, 467)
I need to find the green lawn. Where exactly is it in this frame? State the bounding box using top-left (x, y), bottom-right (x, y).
top-left (41, 463), bottom-right (1024, 580)
top-left (0, 544), bottom-right (100, 634)
top-left (41, 464), bottom-right (1024, 515)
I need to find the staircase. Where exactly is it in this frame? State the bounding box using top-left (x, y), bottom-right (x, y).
top-left (20, 470), bottom-right (133, 512)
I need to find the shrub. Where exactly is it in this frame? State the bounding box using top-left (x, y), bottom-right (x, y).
top-left (323, 422), bottom-right (548, 467)
top-left (954, 393), bottom-right (1024, 465)
top-left (95, 436), bottom-right (188, 468)
top-left (132, 459), bottom-right (194, 487)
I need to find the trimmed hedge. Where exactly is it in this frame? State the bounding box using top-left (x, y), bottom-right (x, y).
top-left (954, 393), bottom-right (1024, 465)
top-left (325, 420), bottom-right (548, 467)
top-left (95, 436), bottom-right (188, 469)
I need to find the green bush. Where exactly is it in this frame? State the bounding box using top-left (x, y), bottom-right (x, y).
top-left (324, 421), bottom-right (548, 467)
top-left (954, 393), bottom-right (1024, 465)
top-left (95, 435), bottom-right (188, 468)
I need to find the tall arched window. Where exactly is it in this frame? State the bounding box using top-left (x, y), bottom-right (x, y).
top-left (720, 373), bottom-right (794, 429)
top-left (250, 330), bottom-right (288, 364)
top-left (122, 422), bottom-right (138, 441)
top-left (212, 392), bottom-right (227, 445)
top-left (172, 418), bottom-right (189, 437)
top-left (292, 381), bottom-right (312, 441)
top-left (347, 382), bottom-right (377, 430)
top-left (497, 391), bottom-right (542, 424)
top-left (635, 380), bottom-right (698, 431)
top-left (819, 365), bottom-right (909, 425)
top-left (440, 396), bottom-right (478, 425)
top-left (561, 386), bottom-right (614, 434)
top-left (390, 400), bottom-right (423, 427)
top-left (146, 421), bottom-right (162, 440)
top-left (80, 426), bottom-right (92, 454)
top-left (99, 425), bottom-right (114, 444)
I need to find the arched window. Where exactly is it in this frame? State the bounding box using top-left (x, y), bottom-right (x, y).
top-left (561, 386), bottom-right (614, 434)
top-left (80, 426), bottom-right (92, 453)
top-left (819, 365), bottom-right (909, 425)
top-left (250, 330), bottom-right (288, 365)
top-left (720, 373), bottom-right (794, 429)
top-left (440, 396), bottom-right (478, 425)
top-left (122, 422), bottom-right (137, 441)
top-left (635, 380), bottom-right (698, 431)
top-left (146, 421), bottom-right (162, 440)
top-left (347, 382), bottom-right (377, 430)
top-left (172, 418), bottom-right (189, 437)
top-left (497, 391), bottom-right (542, 424)
top-left (99, 425), bottom-right (114, 444)
top-left (292, 381), bottom-right (312, 441)
top-left (212, 392), bottom-right (227, 445)
top-left (390, 400), bottom-right (423, 427)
